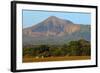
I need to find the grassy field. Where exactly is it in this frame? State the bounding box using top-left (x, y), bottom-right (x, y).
top-left (23, 56), bottom-right (91, 63)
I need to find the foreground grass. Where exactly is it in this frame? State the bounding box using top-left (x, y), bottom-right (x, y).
top-left (23, 56), bottom-right (91, 63)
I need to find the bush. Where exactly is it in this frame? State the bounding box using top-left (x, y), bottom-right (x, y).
top-left (23, 39), bottom-right (91, 57)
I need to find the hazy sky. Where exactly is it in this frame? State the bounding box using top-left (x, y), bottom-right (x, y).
top-left (22, 10), bottom-right (91, 28)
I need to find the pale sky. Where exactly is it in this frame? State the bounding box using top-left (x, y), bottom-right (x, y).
top-left (22, 10), bottom-right (91, 28)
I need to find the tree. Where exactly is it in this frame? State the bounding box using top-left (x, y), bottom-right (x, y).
top-left (66, 39), bottom-right (91, 56)
top-left (78, 39), bottom-right (91, 56)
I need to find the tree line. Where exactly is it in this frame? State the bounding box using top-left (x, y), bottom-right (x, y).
top-left (23, 39), bottom-right (91, 58)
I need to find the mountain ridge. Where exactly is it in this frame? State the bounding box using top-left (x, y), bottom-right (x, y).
top-left (23, 16), bottom-right (81, 37)
top-left (23, 16), bottom-right (90, 45)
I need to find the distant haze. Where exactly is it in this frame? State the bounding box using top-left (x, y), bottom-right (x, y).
top-left (23, 10), bottom-right (91, 28)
